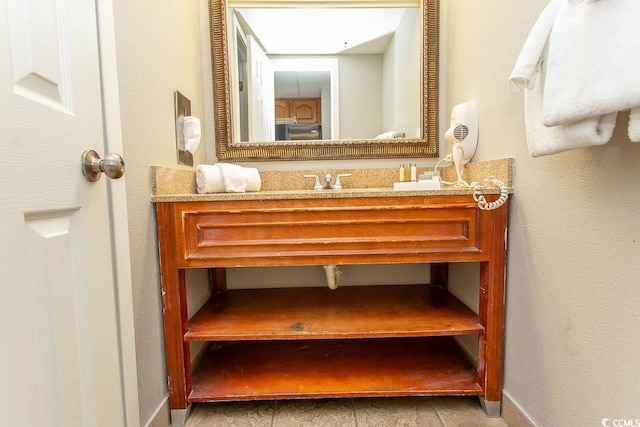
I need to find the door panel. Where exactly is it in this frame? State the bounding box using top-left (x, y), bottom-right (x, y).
top-left (6, 0), bottom-right (72, 110)
top-left (0, 0), bottom-right (127, 424)
top-left (25, 210), bottom-right (87, 424)
top-left (248, 34), bottom-right (274, 141)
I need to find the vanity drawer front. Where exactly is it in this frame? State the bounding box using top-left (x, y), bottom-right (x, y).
top-left (175, 198), bottom-right (484, 267)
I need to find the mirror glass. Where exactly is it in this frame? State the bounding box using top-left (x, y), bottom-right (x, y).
top-left (209, 0), bottom-right (439, 161)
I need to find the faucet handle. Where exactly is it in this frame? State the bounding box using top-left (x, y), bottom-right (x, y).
top-left (303, 174), bottom-right (323, 190)
top-left (332, 173), bottom-right (352, 190)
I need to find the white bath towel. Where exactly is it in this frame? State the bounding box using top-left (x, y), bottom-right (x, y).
top-left (511, 10), bottom-right (618, 158)
top-left (196, 164), bottom-right (225, 194)
top-left (509, 0), bottom-right (560, 92)
top-left (629, 108), bottom-right (640, 142)
top-left (196, 163), bottom-right (262, 193)
top-left (510, 0), bottom-right (640, 156)
top-left (374, 131), bottom-right (405, 139)
top-left (542, 0), bottom-right (640, 126)
top-left (524, 49), bottom-right (617, 157)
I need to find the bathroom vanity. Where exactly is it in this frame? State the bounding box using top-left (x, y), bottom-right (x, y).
top-left (153, 178), bottom-right (509, 424)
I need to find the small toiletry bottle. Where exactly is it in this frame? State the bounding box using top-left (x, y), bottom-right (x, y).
top-left (404, 163), bottom-right (411, 182)
top-left (410, 163), bottom-right (417, 182)
top-left (399, 164), bottom-right (405, 182)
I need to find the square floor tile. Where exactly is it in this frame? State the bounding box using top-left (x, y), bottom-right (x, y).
top-left (273, 399), bottom-right (356, 427)
top-left (354, 397), bottom-right (443, 427)
top-left (185, 401), bottom-right (275, 427)
top-left (431, 397), bottom-right (509, 427)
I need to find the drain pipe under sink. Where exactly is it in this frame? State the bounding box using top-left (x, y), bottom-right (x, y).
top-left (324, 264), bottom-right (341, 290)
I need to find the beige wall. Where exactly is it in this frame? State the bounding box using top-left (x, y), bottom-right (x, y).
top-left (112, 0), bottom-right (209, 423)
top-left (338, 55), bottom-right (384, 139)
top-left (445, 0), bottom-right (640, 425)
top-left (382, 7), bottom-right (421, 137)
top-left (112, 0), bottom-right (640, 425)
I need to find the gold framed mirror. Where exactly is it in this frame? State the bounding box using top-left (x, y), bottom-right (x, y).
top-left (208, 0), bottom-right (439, 161)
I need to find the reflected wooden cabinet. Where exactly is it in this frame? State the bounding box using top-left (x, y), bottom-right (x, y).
top-left (275, 98), bottom-right (321, 124)
top-left (274, 99), bottom-right (289, 120)
top-left (155, 194), bottom-right (508, 425)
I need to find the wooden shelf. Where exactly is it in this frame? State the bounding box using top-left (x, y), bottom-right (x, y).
top-left (185, 285), bottom-right (482, 341)
top-left (189, 336), bottom-right (482, 402)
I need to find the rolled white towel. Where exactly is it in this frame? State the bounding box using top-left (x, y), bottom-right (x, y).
top-left (196, 164), bottom-right (225, 194)
top-left (216, 163), bottom-right (247, 193)
top-left (244, 167), bottom-right (262, 192)
top-left (196, 163), bottom-right (262, 193)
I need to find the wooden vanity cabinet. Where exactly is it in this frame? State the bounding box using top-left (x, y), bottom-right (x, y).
top-left (155, 194), bottom-right (508, 423)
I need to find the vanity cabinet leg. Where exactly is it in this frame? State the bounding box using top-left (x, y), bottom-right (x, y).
top-left (156, 203), bottom-right (192, 418)
top-left (430, 263), bottom-right (448, 287)
top-left (170, 406), bottom-right (192, 426)
top-left (479, 397), bottom-right (502, 418)
top-left (208, 267), bottom-right (227, 293)
top-left (477, 203), bottom-right (508, 415)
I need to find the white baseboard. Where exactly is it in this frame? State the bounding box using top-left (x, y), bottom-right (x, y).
top-left (145, 343), bottom-right (211, 427)
top-left (502, 390), bottom-right (538, 427)
top-left (145, 396), bottom-right (170, 427)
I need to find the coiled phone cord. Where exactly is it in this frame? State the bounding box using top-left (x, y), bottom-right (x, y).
top-left (434, 159), bottom-right (509, 211)
top-left (473, 177), bottom-right (509, 211)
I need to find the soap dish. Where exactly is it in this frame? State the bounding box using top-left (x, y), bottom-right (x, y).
top-left (393, 180), bottom-right (442, 191)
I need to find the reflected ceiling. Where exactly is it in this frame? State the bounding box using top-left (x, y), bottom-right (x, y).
top-left (236, 8), bottom-right (407, 54)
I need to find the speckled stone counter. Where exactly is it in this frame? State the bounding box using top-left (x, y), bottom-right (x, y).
top-left (150, 158), bottom-right (513, 202)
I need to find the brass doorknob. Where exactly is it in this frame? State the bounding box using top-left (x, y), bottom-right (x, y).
top-left (81, 149), bottom-right (125, 182)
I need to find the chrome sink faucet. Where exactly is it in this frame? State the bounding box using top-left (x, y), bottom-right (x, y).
top-left (303, 173), bottom-right (352, 190)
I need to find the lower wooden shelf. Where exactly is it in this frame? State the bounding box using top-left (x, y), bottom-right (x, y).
top-left (189, 336), bottom-right (482, 402)
top-left (186, 285), bottom-right (482, 341)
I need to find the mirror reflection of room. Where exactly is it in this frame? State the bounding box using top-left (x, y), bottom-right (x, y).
top-left (274, 69), bottom-right (330, 140)
top-left (230, 6), bottom-right (420, 143)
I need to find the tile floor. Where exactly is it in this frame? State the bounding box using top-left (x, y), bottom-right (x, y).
top-left (184, 396), bottom-right (510, 427)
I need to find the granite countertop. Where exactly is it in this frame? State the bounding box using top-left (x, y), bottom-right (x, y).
top-left (150, 186), bottom-right (503, 203)
top-left (150, 158), bottom-right (513, 203)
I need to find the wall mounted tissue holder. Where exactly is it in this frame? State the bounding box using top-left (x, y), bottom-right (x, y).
top-left (174, 91), bottom-right (200, 166)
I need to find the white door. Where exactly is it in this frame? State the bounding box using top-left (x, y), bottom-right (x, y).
top-left (247, 34), bottom-right (275, 141)
top-left (0, 0), bottom-right (130, 425)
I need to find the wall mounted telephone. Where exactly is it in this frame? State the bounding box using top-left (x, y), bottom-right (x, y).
top-left (437, 101), bottom-right (508, 211)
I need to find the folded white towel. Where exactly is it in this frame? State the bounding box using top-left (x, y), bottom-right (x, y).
top-left (196, 164), bottom-right (225, 194)
top-left (629, 108), bottom-right (640, 143)
top-left (543, 0), bottom-right (640, 126)
top-left (509, 0), bottom-right (640, 156)
top-left (374, 131), bottom-right (405, 139)
top-left (196, 163), bottom-right (262, 193)
top-left (509, 0), bottom-right (559, 92)
top-left (523, 44), bottom-right (617, 157)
